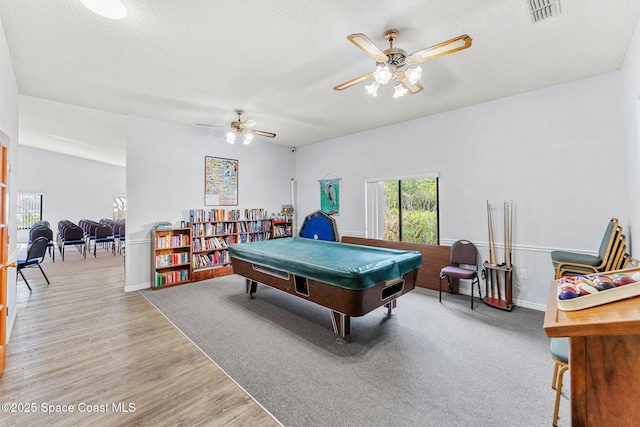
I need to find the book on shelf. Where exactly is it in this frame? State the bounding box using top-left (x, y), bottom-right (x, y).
top-left (155, 268), bottom-right (189, 286)
top-left (190, 209), bottom-right (242, 222)
top-left (188, 208), bottom-right (269, 223)
top-left (155, 252), bottom-right (189, 267)
top-left (193, 236), bottom-right (228, 252)
top-left (192, 250), bottom-right (230, 269)
top-left (155, 234), bottom-right (190, 248)
top-left (273, 224), bottom-right (292, 237)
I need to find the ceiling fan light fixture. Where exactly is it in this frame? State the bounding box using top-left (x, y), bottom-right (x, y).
top-left (365, 81), bottom-right (380, 96)
top-left (393, 83), bottom-right (408, 98)
top-left (407, 66), bottom-right (422, 85)
top-left (242, 133), bottom-right (254, 145)
top-left (80, 0), bottom-right (127, 19)
top-left (373, 64), bottom-right (392, 85)
top-left (336, 29), bottom-right (472, 99)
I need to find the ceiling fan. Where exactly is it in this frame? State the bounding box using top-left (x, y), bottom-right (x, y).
top-left (334, 29), bottom-right (472, 98)
top-left (197, 109), bottom-right (276, 144)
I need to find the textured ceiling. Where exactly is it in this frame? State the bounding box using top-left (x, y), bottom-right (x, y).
top-left (1, 0), bottom-right (639, 166)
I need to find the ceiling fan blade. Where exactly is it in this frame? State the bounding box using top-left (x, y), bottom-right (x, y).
top-left (405, 34), bottom-right (472, 65)
top-left (347, 33), bottom-right (388, 63)
top-left (250, 129), bottom-right (276, 138)
top-left (333, 72), bottom-right (373, 91)
top-left (395, 72), bottom-right (424, 94)
top-left (196, 123), bottom-right (226, 128)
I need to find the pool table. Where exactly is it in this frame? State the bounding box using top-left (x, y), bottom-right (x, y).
top-left (228, 237), bottom-right (422, 342)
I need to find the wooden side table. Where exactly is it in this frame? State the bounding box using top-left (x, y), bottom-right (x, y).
top-left (544, 281), bottom-right (640, 426)
top-left (482, 262), bottom-right (513, 311)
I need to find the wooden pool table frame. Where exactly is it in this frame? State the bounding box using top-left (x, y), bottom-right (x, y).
top-left (231, 257), bottom-right (419, 342)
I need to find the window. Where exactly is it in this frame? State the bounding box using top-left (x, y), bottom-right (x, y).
top-left (366, 175), bottom-right (439, 244)
top-left (17, 193), bottom-right (43, 230)
top-left (113, 195), bottom-right (126, 220)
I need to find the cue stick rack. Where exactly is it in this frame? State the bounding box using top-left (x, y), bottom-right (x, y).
top-left (483, 200), bottom-right (514, 311)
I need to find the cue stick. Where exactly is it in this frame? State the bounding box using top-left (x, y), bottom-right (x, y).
top-left (491, 202), bottom-right (498, 299)
top-left (486, 201), bottom-right (492, 298)
top-left (504, 200), bottom-right (507, 268)
top-left (509, 200), bottom-right (513, 269)
top-left (486, 201), bottom-right (492, 263)
top-left (487, 201), bottom-right (496, 298)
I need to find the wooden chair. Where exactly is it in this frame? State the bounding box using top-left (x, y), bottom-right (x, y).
top-left (557, 231), bottom-right (628, 278)
top-left (550, 337), bottom-right (569, 427)
top-left (439, 240), bottom-right (481, 309)
top-left (551, 218), bottom-right (621, 279)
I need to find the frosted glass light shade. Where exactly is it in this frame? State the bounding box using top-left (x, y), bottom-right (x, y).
top-left (407, 66), bottom-right (422, 85)
top-left (365, 81), bottom-right (379, 96)
top-left (80, 0), bottom-right (127, 19)
top-left (392, 84), bottom-right (408, 98)
top-left (373, 64), bottom-right (392, 85)
top-left (225, 131), bottom-right (236, 144)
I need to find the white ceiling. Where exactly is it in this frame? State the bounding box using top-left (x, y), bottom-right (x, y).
top-left (1, 1), bottom-right (639, 167)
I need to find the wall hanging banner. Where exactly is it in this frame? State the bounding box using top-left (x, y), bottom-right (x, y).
top-left (320, 178), bottom-right (340, 215)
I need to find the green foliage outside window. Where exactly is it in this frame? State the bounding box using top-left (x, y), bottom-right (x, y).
top-left (383, 178), bottom-right (438, 244)
top-left (17, 193), bottom-right (42, 230)
top-left (113, 195), bottom-right (126, 220)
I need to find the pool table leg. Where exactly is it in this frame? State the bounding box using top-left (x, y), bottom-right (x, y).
top-left (331, 311), bottom-right (351, 343)
top-left (384, 299), bottom-right (397, 316)
top-left (245, 279), bottom-right (258, 299)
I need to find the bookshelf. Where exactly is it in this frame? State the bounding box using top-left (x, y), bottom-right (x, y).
top-left (271, 218), bottom-right (293, 239)
top-left (151, 226), bottom-right (192, 289)
top-left (189, 208), bottom-right (271, 281)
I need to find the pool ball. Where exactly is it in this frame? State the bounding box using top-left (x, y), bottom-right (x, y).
top-left (558, 289), bottom-right (579, 300)
top-left (611, 273), bottom-right (635, 287)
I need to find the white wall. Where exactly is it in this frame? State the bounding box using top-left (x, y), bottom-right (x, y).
top-left (6, 15), bottom-right (640, 313)
top-left (17, 145), bottom-right (126, 242)
top-left (622, 13), bottom-right (640, 256)
top-left (125, 115), bottom-right (295, 291)
top-left (294, 71), bottom-right (628, 310)
top-left (0, 18), bottom-right (20, 341)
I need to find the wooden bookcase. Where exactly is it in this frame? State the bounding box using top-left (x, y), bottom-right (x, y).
top-left (271, 218), bottom-right (293, 239)
top-left (189, 208), bottom-right (271, 281)
top-left (151, 226), bottom-right (192, 289)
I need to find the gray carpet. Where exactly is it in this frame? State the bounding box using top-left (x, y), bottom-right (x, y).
top-left (141, 275), bottom-right (569, 427)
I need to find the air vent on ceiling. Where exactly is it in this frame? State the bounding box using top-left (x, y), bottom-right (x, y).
top-left (527, 0), bottom-right (561, 22)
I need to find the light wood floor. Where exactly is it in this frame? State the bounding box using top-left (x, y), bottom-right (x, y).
top-left (0, 246), bottom-right (280, 426)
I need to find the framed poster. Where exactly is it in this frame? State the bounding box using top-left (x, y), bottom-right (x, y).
top-left (205, 156), bottom-right (238, 206)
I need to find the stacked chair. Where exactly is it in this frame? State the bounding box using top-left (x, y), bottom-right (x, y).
top-left (56, 220), bottom-right (86, 261)
top-left (28, 221), bottom-right (55, 262)
top-left (551, 218), bottom-right (633, 279)
top-left (79, 219), bottom-right (99, 255)
top-left (78, 218), bottom-right (125, 257)
top-left (114, 221), bottom-right (125, 254)
top-left (17, 236), bottom-right (50, 291)
top-left (93, 223), bottom-right (116, 256)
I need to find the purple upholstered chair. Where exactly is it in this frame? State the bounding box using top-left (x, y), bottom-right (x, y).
top-left (439, 240), bottom-right (482, 309)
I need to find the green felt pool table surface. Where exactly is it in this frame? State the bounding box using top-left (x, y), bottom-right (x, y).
top-left (228, 237), bottom-right (422, 290)
top-left (228, 237), bottom-right (422, 341)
